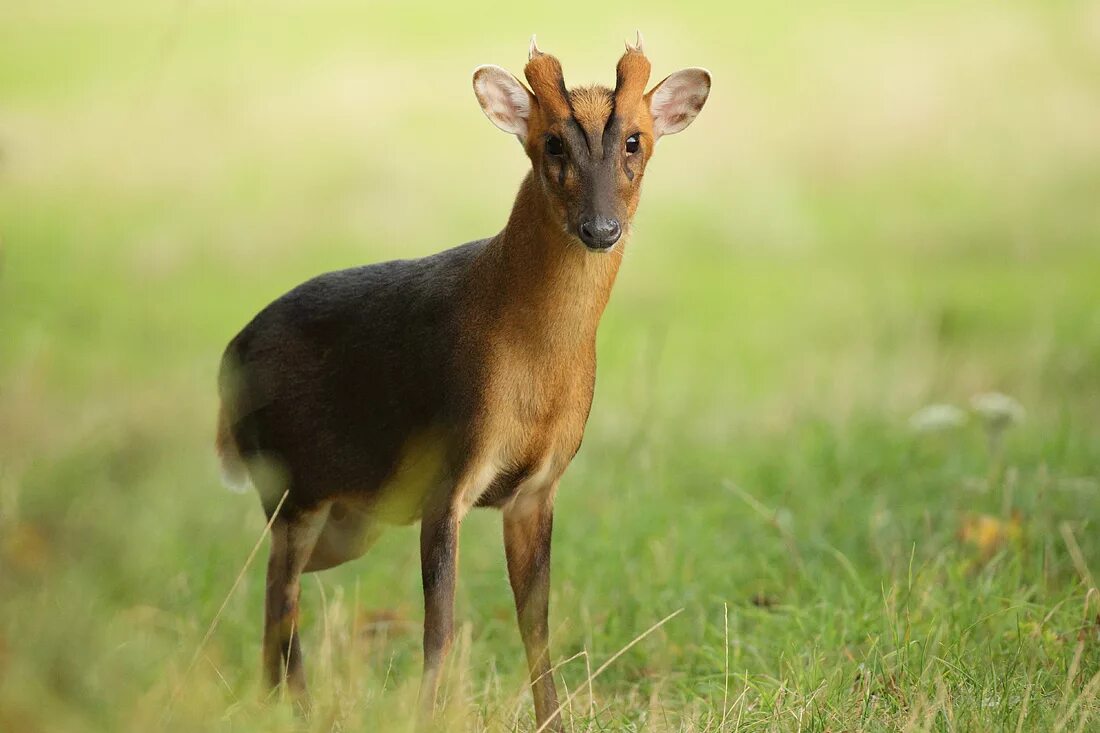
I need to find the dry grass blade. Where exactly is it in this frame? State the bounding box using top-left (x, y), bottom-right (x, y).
top-left (1060, 523), bottom-right (1096, 592)
top-left (533, 608), bottom-right (683, 733)
top-left (1015, 676), bottom-right (1035, 733)
top-left (720, 602), bottom-right (730, 728)
top-left (1056, 589), bottom-right (1100, 723)
top-left (1054, 668), bottom-right (1100, 732)
top-left (162, 489), bottom-right (289, 722)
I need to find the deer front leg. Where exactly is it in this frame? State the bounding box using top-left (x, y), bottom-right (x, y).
top-left (418, 498), bottom-right (460, 723)
top-left (504, 490), bottom-right (562, 731)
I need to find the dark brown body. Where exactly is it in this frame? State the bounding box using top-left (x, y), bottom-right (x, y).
top-left (215, 38), bottom-right (708, 730)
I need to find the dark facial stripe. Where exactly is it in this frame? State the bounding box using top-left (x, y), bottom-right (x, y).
top-left (559, 77), bottom-right (574, 117)
top-left (571, 117), bottom-right (592, 156)
top-left (601, 113), bottom-right (622, 161)
top-left (560, 118), bottom-right (590, 159)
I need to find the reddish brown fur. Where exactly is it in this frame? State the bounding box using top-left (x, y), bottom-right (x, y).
top-left (614, 47), bottom-right (652, 120)
top-left (524, 52), bottom-right (572, 120)
top-left (463, 172), bottom-right (620, 480)
top-left (569, 85), bottom-right (613, 129)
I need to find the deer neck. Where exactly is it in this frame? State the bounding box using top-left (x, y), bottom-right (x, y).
top-left (478, 172), bottom-right (623, 352)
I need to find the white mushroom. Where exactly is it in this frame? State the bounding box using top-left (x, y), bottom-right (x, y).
top-left (970, 392), bottom-right (1025, 431)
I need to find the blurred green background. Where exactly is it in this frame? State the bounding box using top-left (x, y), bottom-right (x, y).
top-left (2, 1), bottom-right (1100, 730)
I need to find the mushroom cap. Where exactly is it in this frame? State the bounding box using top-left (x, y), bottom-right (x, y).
top-left (970, 392), bottom-right (1025, 428)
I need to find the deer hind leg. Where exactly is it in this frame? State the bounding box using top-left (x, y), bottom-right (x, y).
top-left (262, 505), bottom-right (329, 712)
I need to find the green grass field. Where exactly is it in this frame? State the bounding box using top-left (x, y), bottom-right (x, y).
top-left (3, 1), bottom-right (1100, 730)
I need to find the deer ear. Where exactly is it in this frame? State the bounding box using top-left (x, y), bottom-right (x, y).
top-left (646, 68), bottom-right (711, 139)
top-left (473, 65), bottom-right (534, 139)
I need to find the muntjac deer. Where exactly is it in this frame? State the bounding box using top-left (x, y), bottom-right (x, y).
top-left (216, 34), bottom-right (709, 730)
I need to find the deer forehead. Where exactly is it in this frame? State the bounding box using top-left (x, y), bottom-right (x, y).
top-left (568, 86), bottom-right (614, 131)
top-left (543, 85), bottom-right (650, 139)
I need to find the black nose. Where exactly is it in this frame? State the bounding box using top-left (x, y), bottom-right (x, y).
top-left (579, 217), bottom-right (622, 250)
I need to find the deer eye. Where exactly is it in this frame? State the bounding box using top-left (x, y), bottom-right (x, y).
top-left (545, 135), bottom-right (564, 157)
top-left (625, 134), bottom-right (640, 154)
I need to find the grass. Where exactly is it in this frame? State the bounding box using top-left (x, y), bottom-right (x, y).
top-left (3, 0), bottom-right (1100, 730)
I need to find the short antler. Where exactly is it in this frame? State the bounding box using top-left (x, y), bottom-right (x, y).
top-left (523, 38), bottom-right (571, 119)
top-left (614, 32), bottom-right (651, 117)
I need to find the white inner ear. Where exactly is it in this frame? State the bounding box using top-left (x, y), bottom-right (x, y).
top-left (473, 65), bottom-right (531, 138)
top-left (649, 68), bottom-right (710, 138)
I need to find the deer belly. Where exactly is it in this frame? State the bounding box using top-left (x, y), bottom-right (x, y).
top-left (305, 501), bottom-right (379, 572)
top-left (305, 431), bottom-right (448, 571)
top-left (370, 430), bottom-right (449, 525)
